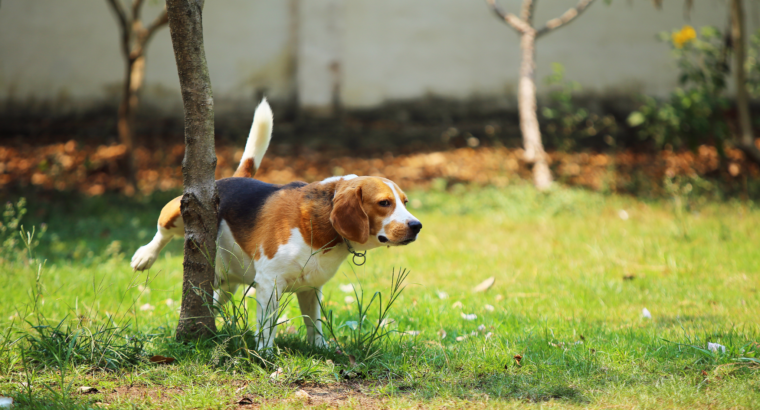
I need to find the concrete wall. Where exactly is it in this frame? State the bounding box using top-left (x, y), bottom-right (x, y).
top-left (0, 0), bottom-right (754, 114)
top-left (0, 0), bottom-right (294, 113)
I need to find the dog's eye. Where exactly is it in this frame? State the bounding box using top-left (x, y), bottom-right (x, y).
top-left (378, 200), bottom-right (391, 207)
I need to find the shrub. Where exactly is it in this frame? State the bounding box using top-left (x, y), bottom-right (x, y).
top-left (541, 63), bottom-right (618, 151)
top-left (627, 26), bottom-right (730, 152)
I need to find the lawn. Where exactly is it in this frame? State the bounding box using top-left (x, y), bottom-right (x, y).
top-left (1, 182), bottom-right (759, 409)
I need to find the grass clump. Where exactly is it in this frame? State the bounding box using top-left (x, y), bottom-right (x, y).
top-left (321, 268), bottom-right (409, 360)
top-left (23, 315), bottom-right (146, 372)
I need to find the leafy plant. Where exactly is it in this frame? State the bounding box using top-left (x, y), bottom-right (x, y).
top-left (319, 268), bottom-right (410, 363)
top-left (207, 281), bottom-right (295, 370)
top-left (628, 26), bottom-right (730, 151)
top-left (744, 28), bottom-right (760, 98)
top-left (1, 198), bottom-right (46, 264)
top-left (23, 315), bottom-right (147, 372)
top-left (541, 63), bottom-right (618, 151)
top-left (663, 174), bottom-right (716, 239)
top-left (19, 222), bottom-right (147, 375)
top-left (0, 319), bottom-right (22, 376)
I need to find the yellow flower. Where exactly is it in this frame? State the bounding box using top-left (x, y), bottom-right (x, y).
top-left (672, 25), bottom-right (697, 48)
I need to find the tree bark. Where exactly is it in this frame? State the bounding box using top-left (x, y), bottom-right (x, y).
top-left (487, 0), bottom-right (597, 191)
top-left (117, 58), bottom-right (137, 190)
top-left (106, 0), bottom-right (168, 192)
top-left (117, 56), bottom-right (146, 191)
top-left (730, 0), bottom-right (760, 163)
top-left (518, 30), bottom-right (552, 190)
top-left (166, 0), bottom-right (219, 340)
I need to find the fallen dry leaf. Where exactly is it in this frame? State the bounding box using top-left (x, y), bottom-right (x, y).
top-left (424, 340), bottom-right (443, 348)
top-left (514, 354), bottom-right (523, 366)
top-left (348, 354), bottom-right (357, 367)
top-left (341, 370), bottom-right (359, 380)
top-left (149, 355), bottom-right (175, 364)
top-left (238, 396), bottom-right (254, 405)
top-left (270, 367), bottom-right (284, 379)
top-left (3, 140), bottom-right (757, 197)
top-left (473, 276), bottom-right (495, 292)
top-left (78, 386), bottom-right (98, 394)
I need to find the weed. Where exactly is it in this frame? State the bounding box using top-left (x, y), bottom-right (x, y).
top-left (319, 268), bottom-right (410, 363)
top-left (541, 63), bottom-right (618, 152)
top-left (628, 26), bottom-right (730, 151)
top-left (0, 319), bottom-right (21, 376)
top-left (664, 174), bottom-right (716, 238)
top-left (23, 315), bottom-right (147, 372)
top-left (207, 283), bottom-right (295, 370)
top-left (1, 198), bottom-right (47, 264)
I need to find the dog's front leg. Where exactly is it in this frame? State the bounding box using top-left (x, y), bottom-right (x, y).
top-left (254, 280), bottom-right (280, 351)
top-left (296, 287), bottom-right (326, 348)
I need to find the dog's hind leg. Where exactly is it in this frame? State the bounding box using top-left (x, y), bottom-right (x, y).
top-left (131, 196), bottom-right (184, 271)
top-left (254, 279), bottom-right (281, 350)
top-left (213, 279), bottom-right (240, 307)
top-left (296, 286), bottom-right (326, 348)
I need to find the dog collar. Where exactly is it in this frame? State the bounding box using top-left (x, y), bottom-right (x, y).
top-left (343, 238), bottom-right (367, 266)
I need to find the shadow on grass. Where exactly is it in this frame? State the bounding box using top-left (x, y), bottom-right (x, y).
top-left (10, 392), bottom-right (100, 410)
top-left (2, 187), bottom-right (182, 263)
top-left (481, 374), bottom-right (590, 403)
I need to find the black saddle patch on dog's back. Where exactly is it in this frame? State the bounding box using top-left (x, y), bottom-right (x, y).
top-left (217, 178), bottom-right (306, 233)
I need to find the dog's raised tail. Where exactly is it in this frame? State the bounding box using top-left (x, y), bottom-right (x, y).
top-left (233, 98), bottom-right (273, 178)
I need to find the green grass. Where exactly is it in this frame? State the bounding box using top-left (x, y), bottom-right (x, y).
top-left (1, 182), bottom-right (759, 409)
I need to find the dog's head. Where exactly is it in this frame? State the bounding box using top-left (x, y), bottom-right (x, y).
top-left (330, 176), bottom-right (422, 250)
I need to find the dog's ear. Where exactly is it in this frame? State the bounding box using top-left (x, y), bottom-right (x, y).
top-left (330, 183), bottom-right (369, 244)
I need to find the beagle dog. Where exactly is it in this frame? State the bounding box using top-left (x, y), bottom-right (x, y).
top-left (130, 99), bottom-right (422, 348)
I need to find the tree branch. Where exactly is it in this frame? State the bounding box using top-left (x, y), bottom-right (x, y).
top-left (520, 0), bottom-right (536, 25)
top-left (536, 0), bottom-right (596, 38)
top-left (145, 8), bottom-right (169, 43)
top-left (128, 7), bottom-right (168, 59)
top-left (105, 0), bottom-right (131, 58)
top-left (485, 0), bottom-right (533, 34)
top-left (132, 0), bottom-right (145, 21)
top-left (106, 0), bottom-right (127, 28)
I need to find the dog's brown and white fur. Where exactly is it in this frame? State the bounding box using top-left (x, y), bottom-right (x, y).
top-left (131, 99), bottom-right (422, 348)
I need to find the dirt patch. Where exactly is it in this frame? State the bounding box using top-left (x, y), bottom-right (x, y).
top-left (81, 380), bottom-right (388, 409)
top-left (243, 382), bottom-right (387, 409)
top-left (103, 384), bottom-right (185, 405)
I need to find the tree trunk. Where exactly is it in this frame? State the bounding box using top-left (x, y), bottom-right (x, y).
top-left (518, 31), bottom-right (552, 190)
top-left (730, 0), bottom-right (760, 163)
top-left (166, 0), bottom-right (219, 340)
top-left (117, 58), bottom-right (138, 191)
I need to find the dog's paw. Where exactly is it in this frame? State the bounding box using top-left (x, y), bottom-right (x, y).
top-left (131, 245), bottom-right (157, 271)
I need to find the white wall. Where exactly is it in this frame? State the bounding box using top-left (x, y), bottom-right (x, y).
top-left (0, 0), bottom-right (753, 113)
top-left (339, 0), bottom-right (741, 107)
top-left (0, 0), bottom-right (293, 113)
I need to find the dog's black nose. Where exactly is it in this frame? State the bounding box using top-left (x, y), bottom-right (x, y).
top-left (408, 220), bottom-right (422, 234)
